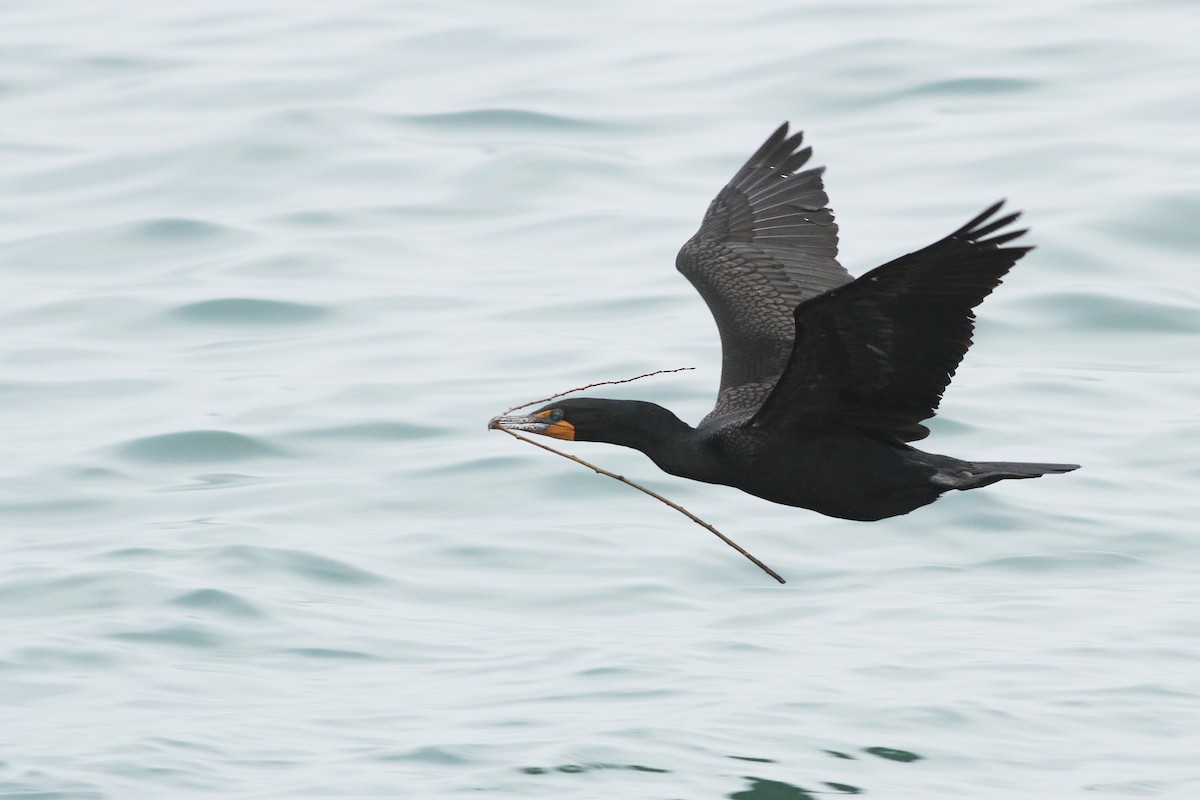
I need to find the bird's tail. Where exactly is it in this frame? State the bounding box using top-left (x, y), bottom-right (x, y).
top-left (950, 461), bottom-right (1080, 490)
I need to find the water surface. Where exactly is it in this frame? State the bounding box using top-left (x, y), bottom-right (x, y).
top-left (2, 0), bottom-right (1198, 797)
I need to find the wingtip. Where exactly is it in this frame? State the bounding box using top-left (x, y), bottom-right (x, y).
top-left (954, 200), bottom-right (1028, 243)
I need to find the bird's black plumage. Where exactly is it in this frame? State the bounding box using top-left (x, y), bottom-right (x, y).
top-left (490, 123), bottom-right (1078, 521)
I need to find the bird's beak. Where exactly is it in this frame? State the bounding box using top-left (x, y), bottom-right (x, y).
top-left (488, 411), bottom-right (576, 441)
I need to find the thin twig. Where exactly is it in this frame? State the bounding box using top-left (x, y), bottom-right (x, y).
top-left (492, 424), bottom-right (786, 585)
top-left (503, 367), bottom-right (695, 414)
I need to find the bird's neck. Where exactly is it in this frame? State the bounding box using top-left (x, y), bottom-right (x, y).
top-left (593, 405), bottom-right (722, 485)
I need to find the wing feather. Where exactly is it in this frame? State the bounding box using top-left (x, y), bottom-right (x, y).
top-left (749, 202), bottom-right (1032, 442)
top-left (676, 123), bottom-right (850, 418)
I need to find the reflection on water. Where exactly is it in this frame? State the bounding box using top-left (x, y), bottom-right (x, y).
top-left (731, 777), bottom-right (850, 799)
top-left (515, 745), bottom-right (922, 797)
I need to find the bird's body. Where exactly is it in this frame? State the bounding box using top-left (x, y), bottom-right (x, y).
top-left (491, 124), bottom-right (1077, 521)
top-left (695, 423), bottom-right (948, 521)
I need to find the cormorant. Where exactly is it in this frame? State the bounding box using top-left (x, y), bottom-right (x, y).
top-left (490, 124), bottom-right (1077, 521)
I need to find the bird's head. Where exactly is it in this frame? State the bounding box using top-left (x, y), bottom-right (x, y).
top-left (489, 401), bottom-right (579, 441)
top-left (488, 397), bottom-right (687, 446)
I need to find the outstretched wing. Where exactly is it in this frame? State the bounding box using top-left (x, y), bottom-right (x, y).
top-left (676, 123), bottom-right (850, 419)
top-left (749, 201), bottom-right (1031, 442)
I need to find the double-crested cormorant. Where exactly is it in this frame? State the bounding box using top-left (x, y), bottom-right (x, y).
top-left (490, 124), bottom-right (1078, 521)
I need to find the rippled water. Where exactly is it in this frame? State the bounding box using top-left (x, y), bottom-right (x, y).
top-left (3, 1), bottom-right (1198, 797)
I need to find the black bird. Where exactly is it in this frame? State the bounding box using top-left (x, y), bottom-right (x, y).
top-left (490, 124), bottom-right (1077, 521)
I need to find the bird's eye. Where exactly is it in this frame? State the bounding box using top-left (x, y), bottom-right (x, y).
top-left (548, 409), bottom-right (564, 422)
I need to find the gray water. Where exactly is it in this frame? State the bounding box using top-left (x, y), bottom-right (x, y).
top-left (3, 1), bottom-right (1198, 797)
